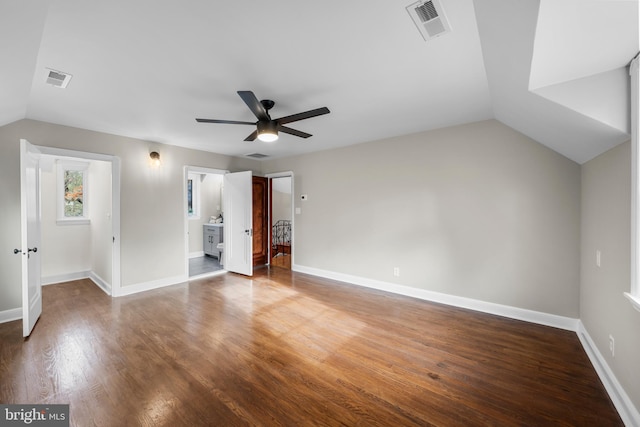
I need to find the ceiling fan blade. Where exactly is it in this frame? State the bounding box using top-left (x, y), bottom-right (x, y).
top-left (276, 107), bottom-right (330, 125)
top-left (237, 91), bottom-right (270, 121)
top-left (196, 118), bottom-right (255, 125)
top-left (244, 130), bottom-right (258, 141)
top-left (279, 126), bottom-right (312, 139)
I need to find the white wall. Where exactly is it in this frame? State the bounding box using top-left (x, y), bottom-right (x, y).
top-left (0, 119), bottom-right (259, 311)
top-left (581, 140), bottom-right (640, 413)
top-left (263, 119), bottom-right (581, 317)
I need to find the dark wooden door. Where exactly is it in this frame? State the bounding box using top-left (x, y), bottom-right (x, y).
top-left (252, 176), bottom-right (268, 266)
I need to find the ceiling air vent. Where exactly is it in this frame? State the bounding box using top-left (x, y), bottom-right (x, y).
top-left (406, 0), bottom-right (451, 41)
top-left (245, 153), bottom-right (269, 159)
top-left (45, 69), bottom-right (72, 88)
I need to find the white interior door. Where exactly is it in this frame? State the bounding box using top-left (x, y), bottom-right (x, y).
top-left (223, 171), bottom-right (253, 276)
top-left (20, 139), bottom-right (42, 337)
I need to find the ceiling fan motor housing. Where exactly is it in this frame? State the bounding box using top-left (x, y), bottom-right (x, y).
top-left (257, 120), bottom-right (278, 142)
top-left (260, 99), bottom-right (275, 111)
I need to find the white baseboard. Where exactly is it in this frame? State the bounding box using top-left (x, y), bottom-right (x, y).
top-left (577, 322), bottom-right (640, 427)
top-left (293, 264), bottom-right (579, 331)
top-left (0, 308), bottom-right (22, 323)
top-left (42, 271), bottom-right (91, 286)
top-left (115, 274), bottom-right (187, 297)
top-left (189, 251), bottom-right (205, 259)
top-left (89, 271), bottom-right (112, 296)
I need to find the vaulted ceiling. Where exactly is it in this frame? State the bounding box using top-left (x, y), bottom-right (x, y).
top-left (1, 0), bottom-right (637, 163)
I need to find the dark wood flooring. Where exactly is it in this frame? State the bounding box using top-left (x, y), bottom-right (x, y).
top-left (0, 268), bottom-right (622, 426)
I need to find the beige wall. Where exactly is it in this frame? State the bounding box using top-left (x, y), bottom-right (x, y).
top-left (581, 140), bottom-right (640, 411)
top-left (263, 119), bottom-right (582, 317)
top-left (0, 119), bottom-right (259, 311)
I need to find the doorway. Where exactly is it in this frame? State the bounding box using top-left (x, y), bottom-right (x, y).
top-left (39, 155), bottom-right (114, 293)
top-left (36, 145), bottom-right (121, 295)
top-left (270, 176), bottom-right (293, 270)
top-left (185, 166), bottom-right (227, 278)
top-left (20, 141), bottom-right (121, 336)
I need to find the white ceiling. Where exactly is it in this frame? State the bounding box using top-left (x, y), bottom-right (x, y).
top-left (1, 0), bottom-right (637, 163)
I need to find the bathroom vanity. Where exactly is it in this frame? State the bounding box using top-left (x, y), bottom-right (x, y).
top-left (203, 223), bottom-right (223, 259)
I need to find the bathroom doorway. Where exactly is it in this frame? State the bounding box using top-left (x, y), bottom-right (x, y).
top-left (184, 166), bottom-right (226, 278)
top-left (270, 176), bottom-right (292, 270)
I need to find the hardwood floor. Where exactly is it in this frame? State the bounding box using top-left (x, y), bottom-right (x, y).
top-left (270, 253), bottom-right (291, 270)
top-left (0, 269), bottom-right (622, 426)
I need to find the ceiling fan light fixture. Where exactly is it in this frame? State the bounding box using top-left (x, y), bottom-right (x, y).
top-left (257, 121), bottom-right (278, 142)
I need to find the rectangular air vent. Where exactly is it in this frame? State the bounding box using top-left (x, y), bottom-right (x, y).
top-left (406, 0), bottom-right (451, 41)
top-left (45, 69), bottom-right (72, 88)
top-left (245, 153), bottom-right (269, 159)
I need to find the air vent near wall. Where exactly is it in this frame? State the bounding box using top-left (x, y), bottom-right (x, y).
top-left (406, 0), bottom-right (451, 41)
top-left (245, 153), bottom-right (269, 159)
top-left (45, 69), bottom-right (72, 88)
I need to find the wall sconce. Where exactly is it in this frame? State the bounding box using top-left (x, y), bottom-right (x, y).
top-left (149, 151), bottom-right (161, 167)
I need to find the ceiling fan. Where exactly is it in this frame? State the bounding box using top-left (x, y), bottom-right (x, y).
top-left (196, 91), bottom-right (330, 142)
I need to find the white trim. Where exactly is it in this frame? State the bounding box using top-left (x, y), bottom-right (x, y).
top-left (265, 171), bottom-right (294, 179)
top-left (630, 55), bottom-right (639, 308)
top-left (115, 274), bottom-right (187, 297)
top-left (577, 321), bottom-right (640, 426)
top-left (0, 308), bottom-right (22, 324)
top-left (624, 292), bottom-right (640, 312)
top-left (89, 271), bottom-right (111, 295)
top-left (56, 159), bottom-right (90, 222)
top-left (41, 270), bottom-right (111, 296)
top-left (42, 271), bottom-right (91, 286)
top-left (293, 264), bottom-right (579, 331)
top-left (56, 218), bottom-right (90, 226)
top-left (189, 269), bottom-right (227, 281)
top-left (189, 251), bottom-right (205, 259)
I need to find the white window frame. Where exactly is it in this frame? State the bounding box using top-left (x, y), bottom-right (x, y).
top-left (187, 173), bottom-right (201, 220)
top-left (57, 160), bottom-right (90, 225)
top-left (628, 53), bottom-right (640, 312)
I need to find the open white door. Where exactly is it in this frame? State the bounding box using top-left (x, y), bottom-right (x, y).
top-left (20, 140), bottom-right (42, 337)
top-left (223, 171), bottom-right (253, 276)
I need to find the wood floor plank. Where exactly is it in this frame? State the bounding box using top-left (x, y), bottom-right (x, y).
top-left (0, 270), bottom-right (623, 426)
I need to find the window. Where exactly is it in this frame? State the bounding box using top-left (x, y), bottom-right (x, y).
top-left (187, 173), bottom-right (201, 219)
top-left (57, 160), bottom-right (90, 225)
top-left (628, 54), bottom-right (640, 311)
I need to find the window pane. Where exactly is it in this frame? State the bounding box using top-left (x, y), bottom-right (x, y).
top-left (64, 170), bottom-right (84, 217)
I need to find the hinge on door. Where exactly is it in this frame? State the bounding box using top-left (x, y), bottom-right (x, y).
top-left (113, 236), bottom-right (115, 243)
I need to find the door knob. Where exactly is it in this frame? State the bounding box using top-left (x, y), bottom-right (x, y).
top-left (13, 249), bottom-right (21, 254)
top-left (28, 247), bottom-right (37, 253)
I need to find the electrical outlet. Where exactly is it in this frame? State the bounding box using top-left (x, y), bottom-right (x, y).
top-left (609, 334), bottom-right (615, 357)
top-left (393, 267), bottom-right (400, 277)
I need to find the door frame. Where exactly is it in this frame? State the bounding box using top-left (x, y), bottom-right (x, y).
top-left (183, 166), bottom-right (229, 279)
top-left (34, 144), bottom-right (122, 296)
top-left (265, 171), bottom-right (295, 268)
